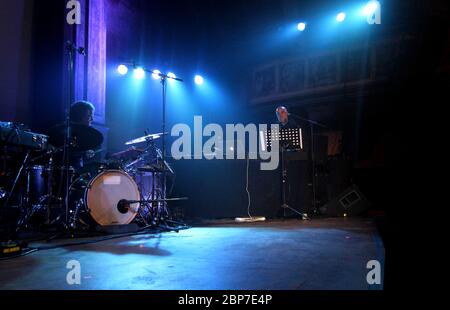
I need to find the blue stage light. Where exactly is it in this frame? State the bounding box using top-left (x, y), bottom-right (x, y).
top-left (167, 72), bottom-right (176, 82)
top-left (363, 1), bottom-right (378, 16)
top-left (133, 67), bottom-right (145, 79)
top-left (297, 22), bottom-right (306, 31)
top-left (194, 75), bottom-right (204, 85)
top-left (152, 69), bottom-right (161, 80)
top-left (117, 64), bottom-right (128, 75)
top-left (336, 12), bottom-right (346, 22)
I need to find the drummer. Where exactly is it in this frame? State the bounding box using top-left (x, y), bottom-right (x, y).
top-left (71, 100), bottom-right (95, 127)
top-left (69, 101), bottom-right (102, 168)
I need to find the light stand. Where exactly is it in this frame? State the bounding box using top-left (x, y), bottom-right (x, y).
top-left (144, 69), bottom-right (183, 229)
top-left (119, 63), bottom-right (185, 229)
top-left (150, 71), bottom-right (182, 204)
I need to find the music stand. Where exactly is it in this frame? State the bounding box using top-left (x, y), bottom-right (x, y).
top-left (261, 127), bottom-right (309, 219)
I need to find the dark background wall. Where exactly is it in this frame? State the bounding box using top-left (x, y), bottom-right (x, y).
top-left (0, 0), bottom-right (35, 124)
top-left (1, 0), bottom-right (67, 131)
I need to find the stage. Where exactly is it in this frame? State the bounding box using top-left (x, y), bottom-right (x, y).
top-left (0, 218), bottom-right (384, 290)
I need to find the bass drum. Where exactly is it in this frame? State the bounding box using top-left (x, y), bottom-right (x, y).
top-left (74, 170), bottom-right (140, 226)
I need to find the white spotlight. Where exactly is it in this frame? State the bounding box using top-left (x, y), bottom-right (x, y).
top-left (133, 67), bottom-right (145, 79)
top-left (336, 12), bottom-right (346, 23)
top-left (363, 1), bottom-right (378, 16)
top-left (117, 64), bottom-right (128, 75)
top-left (194, 75), bottom-right (204, 85)
top-left (167, 72), bottom-right (176, 82)
top-left (152, 69), bottom-right (161, 80)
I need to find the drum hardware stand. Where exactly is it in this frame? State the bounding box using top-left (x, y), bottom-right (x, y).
top-left (4, 151), bottom-right (30, 212)
top-left (12, 149), bottom-right (52, 232)
top-left (2, 150), bottom-right (31, 236)
top-left (17, 148), bottom-right (68, 232)
top-left (122, 198), bottom-right (189, 232)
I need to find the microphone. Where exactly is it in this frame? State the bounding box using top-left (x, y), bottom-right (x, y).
top-left (117, 199), bottom-right (130, 214)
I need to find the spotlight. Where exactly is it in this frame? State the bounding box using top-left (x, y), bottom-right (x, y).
top-left (297, 22), bottom-right (306, 31)
top-left (117, 64), bottom-right (128, 75)
top-left (152, 69), bottom-right (161, 80)
top-left (133, 67), bottom-right (145, 80)
top-left (167, 72), bottom-right (176, 81)
top-left (336, 12), bottom-right (346, 22)
top-left (194, 75), bottom-right (204, 85)
top-left (363, 1), bottom-right (378, 16)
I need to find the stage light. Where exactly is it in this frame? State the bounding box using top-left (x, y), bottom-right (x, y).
top-left (167, 72), bottom-right (176, 82)
top-left (297, 22), bottom-right (306, 31)
top-left (363, 1), bottom-right (378, 16)
top-left (152, 69), bottom-right (161, 80)
top-left (194, 75), bottom-right (204, 85)
top-left (133, 67), bottom-right (145, 79)
top-left (117, 64), bottom-right (128, 75)
top-left (336, 12), bottom-right (346, 22)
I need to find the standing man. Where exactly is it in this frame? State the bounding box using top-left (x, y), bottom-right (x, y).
top-left (275, 105), bottom-right (311, 219)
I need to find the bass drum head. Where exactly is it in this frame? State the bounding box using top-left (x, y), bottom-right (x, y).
top-left (86, 170), bottom-right (140, 226)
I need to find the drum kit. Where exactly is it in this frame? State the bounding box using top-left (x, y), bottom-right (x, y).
top-left (15, 124), bottom-right (186, 233)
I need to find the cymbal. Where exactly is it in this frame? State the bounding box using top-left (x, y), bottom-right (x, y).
top-left (125, 132), bottom-right (167, 145)
top-left (47, 123), bottom-right (103, 151)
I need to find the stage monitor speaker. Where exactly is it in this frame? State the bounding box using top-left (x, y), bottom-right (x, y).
top-left (320, 184), bottom-right (370, 217)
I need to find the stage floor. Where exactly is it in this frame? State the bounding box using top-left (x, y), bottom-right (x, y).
top-left (0, 218), bottom-right (384, 290)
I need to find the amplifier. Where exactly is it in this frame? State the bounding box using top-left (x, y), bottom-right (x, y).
top-left (0, 122), bottom-right (48, 151)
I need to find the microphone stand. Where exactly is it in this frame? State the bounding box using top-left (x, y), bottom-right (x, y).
top-left (289, 113), bottom-right (327, 215)
top-left (63, 42), bottom-right (85, 230)
top-left (43, 42), bottom-right (85, 242)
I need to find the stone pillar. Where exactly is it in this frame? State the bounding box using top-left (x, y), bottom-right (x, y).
top-left (69, 0), bottom-right (109, 151)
